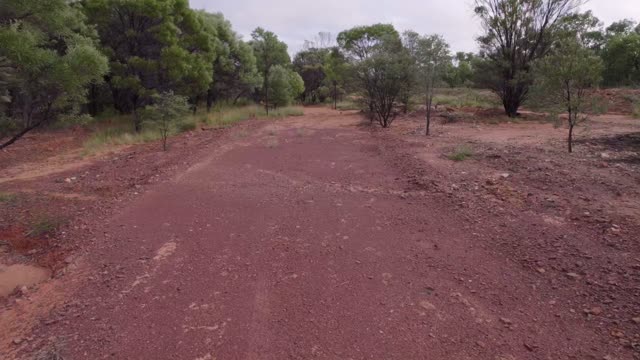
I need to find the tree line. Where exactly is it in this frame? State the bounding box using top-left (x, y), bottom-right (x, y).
top-left (1, 0), bottom-right (639, 151)
top-left (0, 0), bottom-right (302, 149)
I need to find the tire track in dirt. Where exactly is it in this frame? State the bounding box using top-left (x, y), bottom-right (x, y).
top-left (24, 108), bottom-right (631, 359)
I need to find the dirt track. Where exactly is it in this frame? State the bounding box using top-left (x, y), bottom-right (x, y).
top-left (3, 107), bottom-right (640, 359)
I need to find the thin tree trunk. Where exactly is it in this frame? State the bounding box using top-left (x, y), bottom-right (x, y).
top-left (568, 123), bottom-right (574, 153)
top-left (0, 102), bottom-right (51, 150)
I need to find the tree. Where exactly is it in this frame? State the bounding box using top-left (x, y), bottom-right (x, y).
top-left (143, 91), bottom-right (189, 151)
top-left (533, 37), bottom-right (602, 153)
top-left (404, 32), bottom-right (451, 135)
top-left (0, 0), bottom-right (109, 149)
top-left (293, 48), bottom-right (329, 104)
top-left (343, 28), bottom-right (412, 128)
top-left (606, 19), bottom-right (638, 37)
top-left (443, 52), bottom-right (476, 88)
top-left (200, 12), bottom-right (260, 111)
top-left (338, 24), bottom-right (411, 127)
top-left (267, 65), bottom-right (304, 107)
top-left (0, 56), bottom-right (13, 113)
top-left (473, 0), bottom-right (582, 117)
top-left (601, 32), bottom-right (640, 86)
top-left (323, 48), bottom-right (349, 109)
top-left (249, 28), bottom-right (290, 114)
top-left (82, 0), bottom-right (216, 130)
top-left (557, 11), bottom-right (605, 51)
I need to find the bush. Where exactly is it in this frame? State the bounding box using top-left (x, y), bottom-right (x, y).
top-left (448, 145), bottom-right (474, 161)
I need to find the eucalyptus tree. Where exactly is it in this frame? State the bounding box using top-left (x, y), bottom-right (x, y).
top-left (82, 0), bottom-right (217, 131)
top-left (339, 24), bottom-right (412, 128)
top-left (474, 0), bottom-right (583, 117)
top-left (249, 28), bottom-right (290, 114)
top-left (200, 12), bottom-right (260, 111)
top-left (533, 37), bottom-right (603, 153)
top-left (404, 31), bottom-right (451, 135)
top-left (0, 0), bottom-right (108, 149)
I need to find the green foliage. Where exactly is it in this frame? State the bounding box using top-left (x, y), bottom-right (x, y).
top-left (0, 192), bottom-right (17, 204)
top-left (82, 0), bottom-right (216, 129)
top-left (0, 0), bottom-right (108, 148)
top-left (532, 37), bottom-right (603, 152)
top-left (0, 56), bottom-right (13, 112)
top-left (337, 24), bottom-right (399, 61)
top-left (143, 92), bottom-right (190, 150)
top-left (339, 24), bottom-right (412, 127)
top-left (633, 101), bottom-right (640, 119)
top-left (267, 65), bottom-right (305, 107)
top-left (27, 214), bottom-right (65, 238)
top-left (200, 12), bottom-right (261, 110)
top-left (473, 0), bottom-right (581, 117)
top-left (434, 88), bottom-right (499, 108)
top-left (293, 48), bottom-right (330, 103)
top-left (448, 145), bottom-right (474, 161)
top-left (250, 28), bottom-right (291, 111)
top-left (601, 32), bottom-right (640, 86)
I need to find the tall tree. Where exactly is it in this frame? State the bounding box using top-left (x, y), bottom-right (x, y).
top-left (601, 32), bottom-right (640, 86)
top-left (0, 0), bottom-right (109, 149)
top-left (533, 37), bottom-right (602, 153)
top-left (323, 47), bottom-right (350, 109)
top-left (473, 0), bottom-right (582, 117)
top-left (339, 25), bottom-right (411, 128)
top-left (293, 48), bottom-right (329, 104)
top-left (82, 0), bottom-right (217, 131)
top-left (200, 12), bottom-right (260, 111)
top-left (268, 65), bottom-right (304, 107)
top-left (405, 32), bottom-right (451, 135)
top-left (249, 27), bottom-right (290, 114)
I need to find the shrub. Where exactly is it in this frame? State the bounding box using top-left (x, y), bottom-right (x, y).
top-left (448, 145), bottom-right (474, 161)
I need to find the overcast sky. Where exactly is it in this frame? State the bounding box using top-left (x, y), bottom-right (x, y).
top-left (190, 0), bottom-right (640, 54)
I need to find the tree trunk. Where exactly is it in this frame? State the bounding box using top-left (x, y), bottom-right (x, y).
top-left (333, 82), bottom-right (338, 110)
top-left (502, 88), bottom-right (522, 118)
top-left (0, 102), bottom-right (51, 150)
top-left (568, 124), bottom-right (574, 153)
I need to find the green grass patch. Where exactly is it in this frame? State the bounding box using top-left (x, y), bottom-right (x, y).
top-left (83, 105), bottom-right (303, 154)
top-left (200, 105), bottom-right (303, 128)
top-left (448, 145), bottom-right (474, 162)
top-left (434, 88), bottom-right (500, 109)
top-left (26, 215), bottom-right (65, 238)
top-left (633, 101), bottom-right (640, 119)
top-left (0, 192), bottom-right (17, 203)
top-left (333, 101), bottom-right (360, 111)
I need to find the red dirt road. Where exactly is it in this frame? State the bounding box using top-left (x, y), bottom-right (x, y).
top-left (13, 108), bottom-right (637, 359)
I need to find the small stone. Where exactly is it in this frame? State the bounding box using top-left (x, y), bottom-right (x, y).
top-left (566, 272), bottom-right (581, 280)
top-left (419, 300), bottom-right (436, 311)
top-left (499, 317), bottom-right (513, 325)
top-left (500, 173), bottom-right (510, 179)
top-left (611, 329), bottom-right (624, 338)
top-left (12, 338), bottom-right (22, 345)
top-left (536, 268), bottom-right (546, 274)
top-left (632, 317), bottom-right (640, 324)
top-left (475, 341), bottom-right (486, 348)
top-left (584, 307), bottom-right (603, 316)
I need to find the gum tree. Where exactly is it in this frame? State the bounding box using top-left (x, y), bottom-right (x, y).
top-left (143, 91), bottom-right (189, 151)
top-left (250, 28), bottom-right (290, 114)
top-left (534, 37), bottom-right (603, 153)
top-left (474, 0), bottom-right (583, 117)
top-left (0, 0), bottom-right (108, 149)
top-left (404, 31), bottom-right (451, 135)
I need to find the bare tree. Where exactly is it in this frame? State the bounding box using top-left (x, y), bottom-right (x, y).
top-left (474, 0), bottom-right (583, 117)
